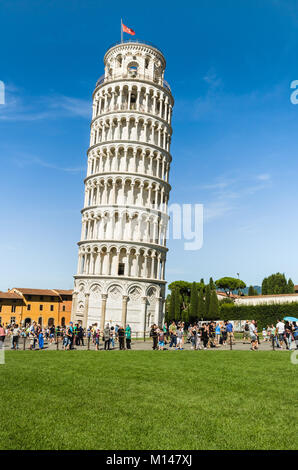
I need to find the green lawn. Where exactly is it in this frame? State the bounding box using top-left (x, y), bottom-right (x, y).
top-left (0, 350), bottom-right (297, 450)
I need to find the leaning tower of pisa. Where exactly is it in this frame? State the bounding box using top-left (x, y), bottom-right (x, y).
top-left (71, 40), bottom-right (174, 333)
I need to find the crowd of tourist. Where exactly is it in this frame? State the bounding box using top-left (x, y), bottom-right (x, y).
top-left (0, 318), bottom-right (297, 351)
top-left (150, 319), bottom-right (298, 351)
top-left (0, 321), bottom-right (132, 351)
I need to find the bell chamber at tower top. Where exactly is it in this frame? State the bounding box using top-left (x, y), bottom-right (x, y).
top-left (94, 41), bottom-right (172, 95)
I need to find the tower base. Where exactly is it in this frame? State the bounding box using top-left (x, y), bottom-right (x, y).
top-left (71, 276), bottom-right (165, 333)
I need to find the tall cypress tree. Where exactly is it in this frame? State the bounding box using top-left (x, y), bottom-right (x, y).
top-left (169, 289), bottom-right (176, 320)
top-left (174, 288), bottom-right (181, 321)
top-left (209, 277), bottom-right (215, 289)
top-left (209, 289), bottom-right (219, 319)
top-left (197, 289), bottom-right (206, 319)
top-left (287, 278), bottom-right (295, 294)
top-left (205, 285), bottom-right (211, 318)
top-left (189, 282), bottom-right (198, 321)
top-left (248, 285), bottom-right (258, 296)
top-left (262, 278), bottom-right (268, 295)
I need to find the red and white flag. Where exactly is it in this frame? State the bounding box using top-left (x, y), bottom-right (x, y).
top-left (122, 23), bottom-right (135, 36)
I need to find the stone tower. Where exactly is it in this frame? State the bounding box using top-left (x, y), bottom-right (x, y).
top-left (71, 40), bottom-right (174, 333)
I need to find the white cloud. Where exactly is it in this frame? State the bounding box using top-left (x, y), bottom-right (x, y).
top-left (202, 172), bottom-right (272, 221)
top-left (203, 68), bottom-right (222, 88)
top-left (0, 84), bottom-right (91, 122)
top-left (256, 173), bottom-right (271, 181)
top-left (12, 154), bottom-right (85, 173)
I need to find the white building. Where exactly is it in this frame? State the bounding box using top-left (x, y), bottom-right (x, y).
top-left (71, 40), bottom-right (174, 333)
top-left (234, 293), bottom-right (298, 306)
top-left (217, 291), bottom-right (298, 306)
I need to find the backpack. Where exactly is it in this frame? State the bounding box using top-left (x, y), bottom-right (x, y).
top-left (245, 324), bottom-right (249, 331)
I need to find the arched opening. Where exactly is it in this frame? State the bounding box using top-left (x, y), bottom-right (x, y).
top-left (38, 316), bottom-right (43, 326)
top-left (48, 317), bottom-right (54, 327)
top-left (24, 317), bottom-right (31, 327)
top-left (127, 61), bottom-right (139, 78)
top-left (61, 317), bottom-right (66, 327)
top-left (116, 55), bottom-right (122, 68)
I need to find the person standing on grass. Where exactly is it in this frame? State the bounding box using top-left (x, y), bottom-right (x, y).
top-left (65, 324), bottom-right (73, 350)
top-left (169, 321), bottom-right (177, 348)
top-left (249, 320), bottom-right (258, 350)
top-left (276, 319), bottom-right (287, 349)
top-left (103, 323), bottom-right (111, 350)
top-left (38, 326), bottom-right (44, 350)
top-left (285, 322), bottom-right (294, 350)
top-left (221, 321), bottom-right (227, 345)
top-left (208, 321), bottom-right (216, 348)
top-left (87, 326), bottom-right (92, 344)
top-left (29, 322), bottom-right (37, 349)
top-left (269, 324), bottom-right (276, 348)
top-left (110, 326), bottom-right (115, 349)
top-left (243, 321), bottom-right (250, 342)
top-left (201, 324), bottom-right (209, 350)
top-left (115, 324), bottom-right (119, 343)
top-left (196, 326), bottom-right (202, 350)
top-left (125, 324), bottom-right (132, 349)
top-left (226, 321), bottom-right (234, 345)
top-left (181, 322), bottom-right (186, 347)
top-left (0, 324), bottom-right (6, 346)
top-left (28, 326), bottom-right (35, 350)
top-left (77, 324), bottom-right (84, 346)
top-left (11, 324), bottom-right (20, 350)
top-left (190, 326), bottom-right (196, 350)
top-left (150, 324), bottom-right (158, 350)
top-left (158, 328), bottom-right (165, 350)
top-left (163, 322), bottom-right (169, 341)
top-left (118, 326), bottom-right (125, 350)
top-left (215, 322), bottom-right (221, 346)
top-left (67, 322), bottom-right (73, 350)
top-left (48, 324), bottom-right (54, 344)
top-left (293, 322), bottom-right (298, 349)
top-left (95, 328), bottom-right (100, 351)
top-left (176, 327), bottom-right (184, 350)
top-left (266, 325), bottom-right (271, 341)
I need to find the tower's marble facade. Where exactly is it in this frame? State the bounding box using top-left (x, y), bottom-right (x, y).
top-left (71, 40), bottom-right (174, 332)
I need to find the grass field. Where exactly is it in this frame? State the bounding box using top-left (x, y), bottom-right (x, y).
top-left (0, 350), bottom-right (297, 450)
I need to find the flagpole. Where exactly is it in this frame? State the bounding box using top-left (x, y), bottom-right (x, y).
top-left (121, 18), bottom-right (123, 43)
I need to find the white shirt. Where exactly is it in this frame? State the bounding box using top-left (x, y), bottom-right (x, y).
top-left (249, 323), bottom-right (256, 336)
top-left (276, 322), bottom-right (285, 334)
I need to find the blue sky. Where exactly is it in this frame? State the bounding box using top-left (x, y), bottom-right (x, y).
top-left (1, 0), bottom-right (298, 290)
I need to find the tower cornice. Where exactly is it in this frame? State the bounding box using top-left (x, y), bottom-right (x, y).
top-left (87, 140), bottom-right (172, 159)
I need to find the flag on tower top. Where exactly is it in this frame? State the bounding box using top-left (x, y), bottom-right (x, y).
top-left (122, 23), bottom-right (135, 35)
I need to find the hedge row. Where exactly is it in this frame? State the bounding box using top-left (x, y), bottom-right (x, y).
top-left (219, 302), bottom-right (298, 329)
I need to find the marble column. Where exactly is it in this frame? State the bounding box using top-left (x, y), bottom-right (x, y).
top-left (100, 294), bottom-right (108, 331)
top-left (121, 295), bottom-right (128, 328)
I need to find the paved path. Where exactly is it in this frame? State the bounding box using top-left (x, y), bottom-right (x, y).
top-left (2, 337), bottom-right (294, 352)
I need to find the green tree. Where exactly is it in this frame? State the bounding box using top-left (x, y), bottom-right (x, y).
top-left (208, 289), bottom-right (219, 319)
top-left (189, 282), bottom-right (198, 321)
top-left (287, 278), bottom-right (295, 294)
top-left (248, 285), bottom-right (258, 296)
top-left (168, 281), bottom-right (191, 309)
top-left (262, 273), bottom-right (291, 295)
top-left (169, 288), bottom-right (181, 321)
top-left (209, 277), bottom-right (215, 289)
top-left (205, 285), bottom-right (211, 317)
top-left (165, 294), bottom-right (171, 323)
top-left (215, 277), bottom-right (246, 296)
top-left (182, 306), bottom-right (189, 322)
top-left (262, 277), bottom-right (268, 295)
top-left (197, 289), bottom-right (206, 319)
top-left (174, 289), bottom-right (181, 320)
